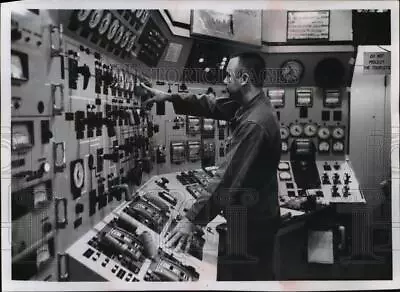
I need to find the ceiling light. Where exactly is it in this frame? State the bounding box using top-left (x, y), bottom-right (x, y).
top-left (199, 58), bottom-right (204, 63)
top-left (205, 67), bottom-right (210, 72)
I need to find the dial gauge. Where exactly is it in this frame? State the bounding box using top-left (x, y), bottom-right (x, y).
top-left (113, 25), bottom-right (125, 44)
top-left (304, 123), bottom-right (318, 137)
top-left (73, 161), bottom-right (85, 189)
top-left (107, 19), bottom-right (119, 40)
top-left (318, 126), bottom-right (331, 139)
top-left (280, 126), bottom-right (290, 140)
top-left (290, 124), bottom-right (303, 137)
top-left (88, 10), bottom-right (103, 29)
top-left (280, 60), bottom-right (304, 84)
top-left (98, 12), bottom-right (112, 35)
top-left (333, 141), bottom-right (344, 152)
top-left (126, 35), bottom-right (137, 52)
top-left (120, 31), bottom-right (131, 48)
top-left (77, 10), bottom-right (92, 22)
top-left (332, 127), bottom-right (345, 139)
top-left (318, 141), bottom-right (330, 152)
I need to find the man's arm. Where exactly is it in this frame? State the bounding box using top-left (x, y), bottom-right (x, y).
top-left (140, 82), bottom-right (239, 120)
top-left (185, 121), bottom-right (268, 226)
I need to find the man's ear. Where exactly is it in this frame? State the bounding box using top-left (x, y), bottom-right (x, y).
top-left (240, 73), bottom-right (250, 86)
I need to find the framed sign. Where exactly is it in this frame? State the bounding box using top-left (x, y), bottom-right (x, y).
top-left (191, 10), bottom-right (262, 46)
top-left (287, 10), bottom-right (330, 41)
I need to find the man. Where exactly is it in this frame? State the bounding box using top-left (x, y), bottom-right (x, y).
top-left (141, 52), bottom-right (281, 280)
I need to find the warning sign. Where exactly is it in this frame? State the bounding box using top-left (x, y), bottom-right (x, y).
top-left (363, 52), bottom-right (391, 74)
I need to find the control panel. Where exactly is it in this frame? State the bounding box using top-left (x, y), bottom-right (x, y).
top-left (66, 170), bottom-right (222, 281)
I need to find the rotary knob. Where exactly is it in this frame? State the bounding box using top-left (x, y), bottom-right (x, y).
top-left (40, 162), bottom-right (51, 174)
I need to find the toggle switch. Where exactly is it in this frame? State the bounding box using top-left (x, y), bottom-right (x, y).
top-left (75, 203), bottom-right (84, 214)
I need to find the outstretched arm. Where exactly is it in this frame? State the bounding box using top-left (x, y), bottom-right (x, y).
top-left (141, 83), bottom-right (238, 120)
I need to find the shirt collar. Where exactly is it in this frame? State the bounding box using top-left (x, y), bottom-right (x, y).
top-left (232, 90), bottom-right (265, 122)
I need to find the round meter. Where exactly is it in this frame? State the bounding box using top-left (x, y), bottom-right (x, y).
top-left (113, 25), bottom-right (125, 45)
top-left (126, 35), bottom-right (137, 52)
top-left (332, 127), bottom-right (345, 139)
top-left (120, 31), bottom-right (131, 49)
top-left (318, 126), bottom-right (331, 139)
top-left (280, 126), bottom-right (290, 140)
top-left (318, 141), bottom-right (330, 152)
top-left (333, 141), bottom-right (344, 152)
top-left (77, 10), bottom-right (92, 22)
top-left (98, 12), bottom-right (112, 35)
top-left (107, 19), bottom-right (119, 41)
top-left (290, 124), bottom-right (303, 137)
top-left (88, 10), bottom-right (103, 29)
top-left (280, 60), bottom-right (304, 84)
top-left (72, 161), bottom-right (85, 189)
top-left (304, 123), bottom-right (318, 137)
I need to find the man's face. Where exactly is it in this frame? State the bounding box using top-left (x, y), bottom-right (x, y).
top-left (223, 57), bottom-right (243, 100)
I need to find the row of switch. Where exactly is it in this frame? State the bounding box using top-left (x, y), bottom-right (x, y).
top-left (83, 247), bottom-right (139, 281)
top-left (322, 172), bottom-right (351, 185)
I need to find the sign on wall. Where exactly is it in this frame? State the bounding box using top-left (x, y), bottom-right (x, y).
top-left (363, 52), bottom-right (391, 75)
top-left (191, 10), bottom-right (262, 46)
top-left (287, 10), bottom-right (330, 41)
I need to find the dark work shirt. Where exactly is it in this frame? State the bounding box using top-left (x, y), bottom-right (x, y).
top-left (171, 90), bottom-right (281, 232)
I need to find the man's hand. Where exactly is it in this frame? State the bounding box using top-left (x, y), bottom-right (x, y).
top-left (141, 82), bottom-right (173, 107)
top-left (165, 216), bottom-right (195, 252)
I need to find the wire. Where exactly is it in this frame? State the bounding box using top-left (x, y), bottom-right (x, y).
top-left (378, 45), bottom-right (391, 52)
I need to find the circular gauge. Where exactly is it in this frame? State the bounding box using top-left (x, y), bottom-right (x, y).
top-left (126, 35), bottom-right (137, 52)
top-left (124, 72), bottom-right (131, 91)
top-left (280, 60), bottom-right (304, 84)
top-left (120, 31), bottom-right (131, 49)
top-left (281, 141), bottom-right (288, 152)
top-left (118, 70), bottom-right (125, 89)
top-left (77, 10), bottom-right (92, 22)
top-left (113, 25), bottom-right (125, 44)
top-left (290, 124), bottom-right (303, 137)
top-left (318, 126), bottom-right (331, 139)
top-left (107, 19), bottom-right (119, 41)
top-left (278, 162), bottom-right (290, 171)
top-left (98, 12), bottom-right (112, 35)
top-left (304, 123), bottom-right (318, 137)
top-left (280, 126), bottom-right (290, 140)
top-left (333, 141), bottom-right (344, 152)
top-left (88, 10), bottom-right (103, 29)
top-left (73, 161), bottom-right (85, 189)
top-left (318, 141), bottom-right (330, 152)
top-left (332, 127), bottom-right (345, 139)
top-left (279, 171), bottom-right (292, 181)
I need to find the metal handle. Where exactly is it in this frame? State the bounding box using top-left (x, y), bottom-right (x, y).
top-left (51, 83), bottom-right (65, 115)
top-left (55, 198), bottom-right (68, 229)
top-left (338, 225), bottom-right (346, 251)
top-left (50, 24), bottom-right (64, 58)
top-left (57, 253), bottom-right (69, 281)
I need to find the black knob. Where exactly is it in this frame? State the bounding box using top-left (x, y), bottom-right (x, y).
top-left (11, 28), bottom-right (22, 41)
top-left (42, 222), bottom-right (52, 233)
top-left (75, 203), bottom-right (84, 214)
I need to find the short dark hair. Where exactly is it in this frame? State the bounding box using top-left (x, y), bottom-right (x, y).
top-left (230, 52), bottom-right (266, 87)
